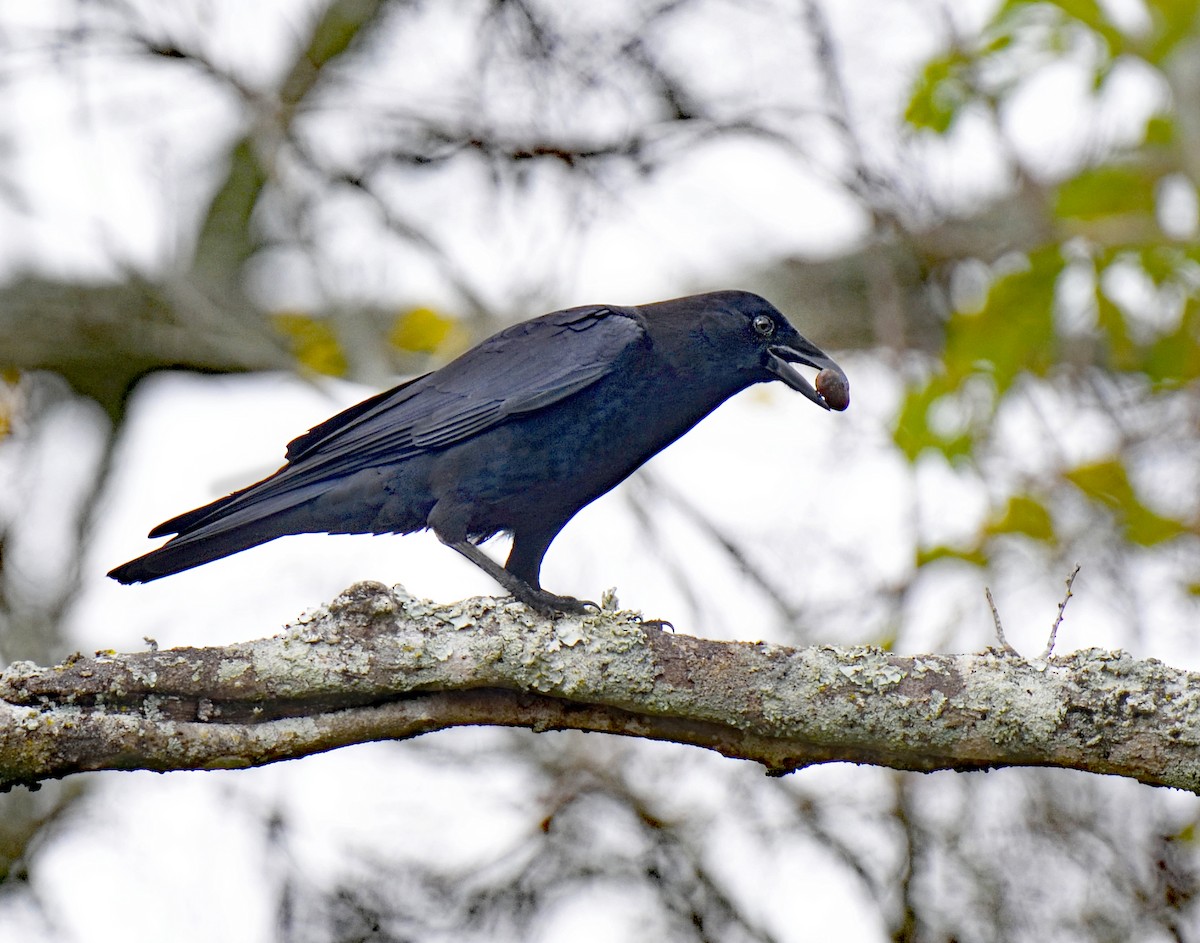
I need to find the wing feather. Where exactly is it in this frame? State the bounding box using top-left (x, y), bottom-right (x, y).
top-left (301, 305), bottom-right (642, 472)
top-left (163, 305), bottom-right (645, 534)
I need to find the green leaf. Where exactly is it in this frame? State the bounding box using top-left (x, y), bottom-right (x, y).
top-left (1144, 0), bottom-right (1200, 63)
top-left (1094, 289), bottom-right (1141, 373)
top-left (1137, 245), bottom-right (1185, 286)
top-left (916, 544), bottom-right (988, 568)
top-left (991, 0), bottom-right (1124, 58)
top-left (1144, 114), bottom-right (1175, 147)
top-left (944, 247), bottom-right (1062, 390)
top-left (1047, 0), bottom-right (1125, 52)
top-left (1055, 165), bottom-right (1158, 221)
top-left (1065, 459), bottom-right (1186, 545)
top-left (1065, 459), bottom-right (1129, 505)
top-left (905, 53), bottom-right (972, 134)
top-left (893, 377), bottom-right (975, 463)
top-left (1144, 305), bottom-right (1200, 385)
top-left (987, 494), bottom-right (1056, 541)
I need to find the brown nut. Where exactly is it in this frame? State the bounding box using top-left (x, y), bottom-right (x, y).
top-left (815, 368), bottom-right (849, 411)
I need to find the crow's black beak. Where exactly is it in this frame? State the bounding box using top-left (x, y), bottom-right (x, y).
top-left (766, 339), bottom-right (846, 411)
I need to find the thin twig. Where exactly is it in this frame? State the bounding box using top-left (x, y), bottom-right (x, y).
top-left (1043, 564), bottom-right (1081, 659)
top-left (985, 586), bottom-right (1018, 655)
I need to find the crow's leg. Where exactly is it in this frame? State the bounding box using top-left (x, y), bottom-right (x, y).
top-left (505, 525), bottom-right (598, 614)
top-left (443, 539), bottom-right (597, 616)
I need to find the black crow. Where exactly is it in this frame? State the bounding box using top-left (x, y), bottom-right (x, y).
top-left (109, 290), bottom-right (848, 613)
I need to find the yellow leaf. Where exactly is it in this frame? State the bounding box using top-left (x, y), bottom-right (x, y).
top-left (389, 306), bottom-right (465, 355)
top-left (271, 312), bottom-right (348, 377)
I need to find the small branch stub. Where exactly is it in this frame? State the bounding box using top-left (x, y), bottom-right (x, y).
top-left (984, 586), bottom-right (1018, 656)
top-left (1043, 564), bottom-right (1081, 659)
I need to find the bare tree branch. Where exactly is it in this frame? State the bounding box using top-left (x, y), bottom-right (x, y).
top-left (0, 581), bottom-right (1197, 793)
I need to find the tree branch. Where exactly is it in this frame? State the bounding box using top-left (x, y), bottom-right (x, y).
top-left (1, 582), bottom-right (1197, 793)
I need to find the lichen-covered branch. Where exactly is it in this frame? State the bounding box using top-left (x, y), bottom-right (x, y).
top-left (1, 581), bottom-right (1198, 793)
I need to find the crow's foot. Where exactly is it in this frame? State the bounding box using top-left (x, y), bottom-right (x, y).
top-left (513, 588), bottom-right (599, 617)
top-left (442, 539), bottom-right (596, 616)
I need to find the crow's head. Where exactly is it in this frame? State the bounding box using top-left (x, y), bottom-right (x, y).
top-left (694, 290), bottom-right (849, 411)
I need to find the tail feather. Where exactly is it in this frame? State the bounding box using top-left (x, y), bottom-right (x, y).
top-left (107, 526), bottom-right (281, 584)
top-left (148, 474), bottom-right (280, 538)
top-left (111, 480), bottom-right (333, 583)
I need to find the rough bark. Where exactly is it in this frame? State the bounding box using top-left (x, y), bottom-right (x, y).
top-left (1, 581), bottom-right (1197, 793)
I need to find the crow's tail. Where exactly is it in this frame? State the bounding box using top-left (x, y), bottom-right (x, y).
top-left (107, 522), bottom-right (283, 584)
top-left (108, 479), bottom-right (331, 584)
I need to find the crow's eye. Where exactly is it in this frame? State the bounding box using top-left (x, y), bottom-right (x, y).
top-left (752, 314), bottom-right (775, 337)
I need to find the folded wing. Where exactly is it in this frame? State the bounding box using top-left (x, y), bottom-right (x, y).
top-left (150, 305), bottom-right (645, 538)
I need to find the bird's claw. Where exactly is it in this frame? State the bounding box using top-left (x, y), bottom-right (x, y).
top-left (514, 590), bottom-right (599, 617)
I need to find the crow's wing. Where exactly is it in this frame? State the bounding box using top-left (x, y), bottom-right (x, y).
top-left (289, 304), bottom-right (643, 466)
top-left (153, 305), bottom-right (645, 536)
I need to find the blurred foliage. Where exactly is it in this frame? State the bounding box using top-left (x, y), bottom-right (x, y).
top-left (388, 306), bottom-right (471, 356)
top-left (899, 0), bottom-right (1200, 574)
top-left (271, 312), bottom-right (350, 377)
top-left (272, 306), bottom-right (466, 377)
top-left (191, 136), bottom-right (268, 292)
top-left (986, 493), bottom-right (1056, 542)
top-left (0, 372), bottom-right (16, 443)
top-left (1065, 458), bottom-right (1187, 545)
top-left (908, 0), bottom-right (1200, 137)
